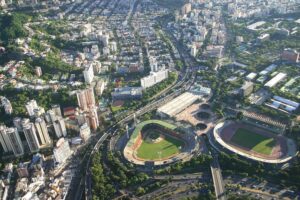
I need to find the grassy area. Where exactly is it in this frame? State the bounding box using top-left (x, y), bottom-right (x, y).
top-left (111, 106), bottom-right (123, 113)
top-left (231, 128), bottom-right (276, 155)
top-left (136, 134), bottom-right (184, 160)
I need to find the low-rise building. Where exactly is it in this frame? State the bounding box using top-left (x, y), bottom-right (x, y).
top-left (112, 87), bottom-right (142, 100)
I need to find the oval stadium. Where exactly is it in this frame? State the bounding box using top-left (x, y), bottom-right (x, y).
top-left (213, 121), bottom-right (297, 164)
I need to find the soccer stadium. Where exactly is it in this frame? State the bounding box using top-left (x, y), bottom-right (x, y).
top-left (213, 121), bottom-right (297, 164)
top-left (123, 120), bottom-right (198, 166)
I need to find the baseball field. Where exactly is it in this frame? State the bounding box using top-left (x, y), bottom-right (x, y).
top-left (136, 130), bottom-right (184, 160)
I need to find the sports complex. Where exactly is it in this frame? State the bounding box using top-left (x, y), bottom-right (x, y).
top-left (123, 120), bottom-right (198, 166)
top-left (213, 120), bottom-right (297, 164)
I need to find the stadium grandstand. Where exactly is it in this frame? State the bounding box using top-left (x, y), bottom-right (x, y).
top-left (242, 111), bottom-right (286, 134)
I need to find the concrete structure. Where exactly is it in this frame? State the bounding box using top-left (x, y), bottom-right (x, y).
top-left (23, 123), bottom-right (40, 153)
top-left (85, 106), bottom-right (99, 131)
top-left (213, 121), bottom-right (297, 164)
top-left (76, 88), bottom-right (96, 111)
top-left (157, 92), bottom-right (200, 118)
top-left (13, 117), bottom-right (23, 132)
top-left (6, 127), bottom-right (24, 157)
top-left (83, 64), bottom-right (94, 84)
top-left (16, 163), bottom-right (29, 178)
top-left (0, 96), bottom-right (12, 115)
top-left (246, 72), bottom-right (257, 81)
top-left (240, 82), bottom-right (254, 97)
top-left (191, 45), bottom-right (197, 57)
top-left (80, 123), bottom-right (91, 142)
top-left (266, 96), bottom-right (299, 113)
top-left (190, 84), bottom-right (212, 96)
top-left (51, 105), bottom-right (62, 117)
top-left (112, 87), bottom-right (142, 100)
top-left (141, 70), bottom-right (169, 89)
top-left (53, 138), bottom-right (72, 164)
top-left (53, 118), bottom-right (67, 138)
top-left (264, 73), bottom-right (287, 88)
top-left (281, 48), bottom-right (300, 63)
top-left (25, 100), bottom-right (39, 117)
top-left (0, 125), bottom-right (13, 153)
top-left (149, 56), bottom-right (158, 72)
top-left (259, 64), bottom-right (277, 75)
top-left (35, 118), bottom-right (51, 146)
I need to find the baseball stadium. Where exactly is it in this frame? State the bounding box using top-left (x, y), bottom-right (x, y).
top-left (213, 121), bottom-right (297, 164)
top-left (123, 120), bottom-right (198, 166)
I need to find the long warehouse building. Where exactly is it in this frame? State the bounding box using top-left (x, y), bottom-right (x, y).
top-left (157, 92), bottom-right (200, 118)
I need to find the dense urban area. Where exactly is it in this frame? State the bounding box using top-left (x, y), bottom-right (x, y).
top-left (0, 0), bottom-right (299, 200)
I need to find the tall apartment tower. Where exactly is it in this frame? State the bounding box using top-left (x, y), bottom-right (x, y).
top-left (76, 88), bottom-right (96, 111)
top-left (53, 118), bottom-right (67, 138)
top-left (6, 127), bottom-right (24, 157)
top-left (0, 125), bottom-right (13, 153)
top-left (53, 138), bottom-right (72, 164)
top-left (25, 100), bottom-right (39, 117)
top-left (85, 106), bottom-right (99, 131)
top-left (13, 117), bottom-right (23, 132)
top-left (23, 123), bottom-right (40, 153)
top-left (35, 118), bottom-right (51, 146)
top-left (51, 104), bottom-right (62, 117)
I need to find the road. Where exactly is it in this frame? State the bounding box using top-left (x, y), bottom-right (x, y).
top-left (211, 154), bottom-right (226, 200)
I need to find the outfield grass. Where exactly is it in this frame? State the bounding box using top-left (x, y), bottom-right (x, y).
top-left (128, 120), bottom-right (177, 147)
top-left (136, 135), bottom-right (184, 160)
top-left (231, 128), bottom-right (276, 155)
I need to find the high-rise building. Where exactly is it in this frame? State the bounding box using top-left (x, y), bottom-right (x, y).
top-left (149, 56), bottom-right (158, 72)
top-left (33, 107), bottom-right (45, 118)
top-left (6, 127), bottom-right (24, 157)
top-left (35, 118), bottom-right (51, 146)
top-left (25, 100), bottom-right (39, 117)
top-left (46, 110), bottom-right (57, 123)
top-left (53, 138), bottom-right (72, 164)
top-left (76, 88), bottom-right (96, 111)
top-left (0, 125), bottom-right (13, 153)
top-left (83, 64), bottom-right (94, 84)
top-left (85, 106), bottom-right (99, 131)
top-left (13, 117), bottom-right (23, 132)
top-left (80, 123), bottom-right (91, 142)
top-left (53, 118), bottom-right (67, 138)
top-left (51, 104), bottom-right (62, 117)
top-left (23, 123), bottom-right (40, 153)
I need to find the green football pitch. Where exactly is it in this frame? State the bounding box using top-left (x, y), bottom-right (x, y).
top-left (230, 128), bottom-right (276, 155)
top-left (136, 135), bottom-right (184, 160)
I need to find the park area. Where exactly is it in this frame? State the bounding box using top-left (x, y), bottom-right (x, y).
top-left (231, 128), bottom-right (276, 155)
